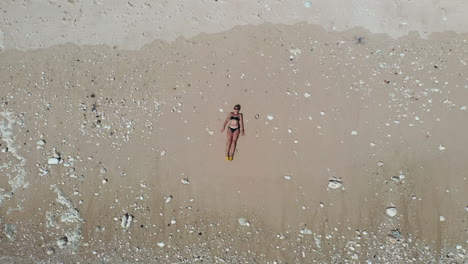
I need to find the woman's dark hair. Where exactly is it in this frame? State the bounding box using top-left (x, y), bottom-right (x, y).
top-left (234, 104), bottom-right (241, 109)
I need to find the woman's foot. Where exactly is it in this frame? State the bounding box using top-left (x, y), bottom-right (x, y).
top-left (229, 157), bottom-right (233, 161)
top-left (226, 156), bottom-right (230, 161)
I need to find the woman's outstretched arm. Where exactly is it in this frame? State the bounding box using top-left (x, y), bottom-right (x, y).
top-left (240, 113), bottom-right (245, 136)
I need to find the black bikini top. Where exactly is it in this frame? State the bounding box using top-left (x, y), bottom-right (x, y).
top-left (230, 115), bottom-right (240, 121)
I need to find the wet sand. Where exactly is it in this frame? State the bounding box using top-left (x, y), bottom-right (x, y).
top-left (0, 23), bottom-right (467, 263)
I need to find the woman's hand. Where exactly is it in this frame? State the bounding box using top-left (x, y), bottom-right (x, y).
top-left (241, 131), bottom-right (245, 136)
top-left (220, 127), bottom-right (225, 133)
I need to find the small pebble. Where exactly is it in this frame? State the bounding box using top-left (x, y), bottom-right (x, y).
top-left (238, 218), bottom-right (251, 227)
top-left (46, 247), bottom-right (55, 255)
top-left (328, 178), bottom-right (343, 189)
top-left (48, 158), bottom-right (61, 165)
top-left (181, 178), bottom-right (190, 185)
top-left (386, 207), bottom-right (398, 217)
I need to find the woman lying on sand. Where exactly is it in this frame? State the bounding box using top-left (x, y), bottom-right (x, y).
top-left (220, 104), bottom-right (245, 161)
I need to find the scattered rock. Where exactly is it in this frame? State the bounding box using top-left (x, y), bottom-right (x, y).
top-left (61, 208), bottom-right (82, 223)
top-left (391, 176), bottom-right (401, 182)
top-left (440, 215), bottom-right (446, 222)
top-left (238, 218), bottom-right (251, 227)
top-left (4, 224), bottom-right (16, 240)
top-left (439, 145), bottom-right (446, 151)
top-left (46, 247), bottom-right (55, 255)
top-left (388, 229), bottom-right (403, 240)
top-left (121, 213), bottom-right (133, 228)
top-left (255, 114), bottom-right (260, 119)
top-left (386, 207), bottom-right (398, 217)
top-left (304, 1), bottom-right (312, 8)
top-left (47, 157), bottom-right (61, 165)
top-left (300, 228), bottom-right (313, 235)
top-left (36, 139), bottom-right (46, 149)
top-left (304, 92), bottom-right (311, 98)
top-left (377, 161), bottom-right (384, 167)
top-left (157, 242), bottom-right (165, 248)
top-left (267, 114), bottom-right (274, 120)
top-left (284, 175), bottom-right (291, 180)
top-left (181, 178), bottom-right (190, 185)
top-left (328, 178), bottom-right (343, 189)
top-left (165, 195), bottom-right (173, 204)
top-left (57, 236), bottom-right (68, 249)
top-left (289, 48), bottom-right (302, 60)
top-left (351, 130), bottom-right (358, 136)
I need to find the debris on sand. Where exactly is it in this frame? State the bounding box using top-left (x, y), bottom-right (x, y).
top-left (300, 228), bottom-right (313, 235)
top-left (386, 207), bottom-right (398, 217)
top-left (181, 178), bottom-right (190, 185)
top-left (36, 139), bottom-right (46, 149)
top-left (57, 236), bottom-right (68, 249)
top-left (165, 195), bottom-right (173, 204)
top-left (328, 177), bottom-right (343, 189)
top-left (46, 247), bottom-right (55, 255)
top-left (48, 157), bottom-right (61, 165)
top-left (121, 213), bottom-right (133, 228)
top-left (48, 147), bottom-right (62, 164)
top-left (284, 175), bottom-right (292, 180)
top-left (289, 48), bottom-right (302, 60)
top-left (238, 218), bottom-right (251, 227)
top-left (388, 229), bottom-right (403, 240)
top-left (4, 224), bottom-right (16, 240)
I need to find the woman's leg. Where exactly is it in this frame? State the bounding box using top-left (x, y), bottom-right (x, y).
top-left (225, 128), bottom-right (233, 157)
top-left (229, 129), bottom-right (240, 158)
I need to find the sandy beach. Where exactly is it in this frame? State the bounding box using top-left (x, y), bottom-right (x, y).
top-left (1, 1), bottom-right (468, 263)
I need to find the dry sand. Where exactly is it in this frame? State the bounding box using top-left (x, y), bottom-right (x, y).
top-left (1, 1), bottom-right (468, 264)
